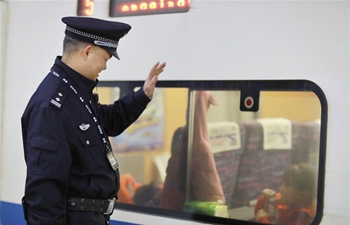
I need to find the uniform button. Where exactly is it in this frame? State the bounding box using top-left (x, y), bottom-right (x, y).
top-left (81, 198), bottom-right (85, 202)
top-left (86, 140), bottom-right (90, 145)
top-left (71, 202), bottom-right (76, 206)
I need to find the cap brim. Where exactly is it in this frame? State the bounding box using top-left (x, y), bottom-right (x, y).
top-left (109, 50), bottom-right (120, 60)
top-left (98, 46), bottom-right (120, 60)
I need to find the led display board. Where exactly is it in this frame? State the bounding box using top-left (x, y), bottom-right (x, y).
top-left (109, 0), bottom-right (191, 17)
top-left (77, 0), bottom-right (94, 16)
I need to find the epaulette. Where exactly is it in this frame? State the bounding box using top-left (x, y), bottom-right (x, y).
top-left (49, 85), bottom-right (67, 110)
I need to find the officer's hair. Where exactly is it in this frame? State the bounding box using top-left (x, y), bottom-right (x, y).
top-left (63, 36), bottom-right (90, 56)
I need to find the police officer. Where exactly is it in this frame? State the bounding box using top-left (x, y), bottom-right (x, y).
top-left (21, 16), bottom-right (166, 225)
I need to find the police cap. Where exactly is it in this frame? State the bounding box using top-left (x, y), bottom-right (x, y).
top-left (62, 16), bottom-right (132, 60)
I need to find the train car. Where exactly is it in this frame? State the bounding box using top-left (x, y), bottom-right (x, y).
top-left (0, 0), bottom-right (348, 225)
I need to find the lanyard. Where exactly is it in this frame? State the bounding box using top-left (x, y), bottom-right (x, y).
top-left (50, 70), bottom-right (112, 152)
top-left (51, 70), bottom-right (119, 171)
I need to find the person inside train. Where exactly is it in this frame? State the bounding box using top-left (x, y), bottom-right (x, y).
top-left (254, 163), bottom-right (317, 225)
top-left (116, 173), bottom-right (163, 207)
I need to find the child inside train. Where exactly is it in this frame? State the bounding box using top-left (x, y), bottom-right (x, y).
top-left (254, 163), bottom-right (317, 225)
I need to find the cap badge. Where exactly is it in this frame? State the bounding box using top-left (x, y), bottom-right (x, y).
top-left (79, 123), bottom-right (91, 131)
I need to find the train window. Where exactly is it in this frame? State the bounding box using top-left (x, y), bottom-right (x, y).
top-left (97, 80), bottom-right (327, 225)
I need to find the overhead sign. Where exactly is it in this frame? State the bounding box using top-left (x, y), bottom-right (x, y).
top-left (77, 0), bottom-right (94, 16)
top-left (109, 0), bottom-right (191, 17)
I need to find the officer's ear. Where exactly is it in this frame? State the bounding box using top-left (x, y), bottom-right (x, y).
top-left (82, 45), bottom-right (93, 61)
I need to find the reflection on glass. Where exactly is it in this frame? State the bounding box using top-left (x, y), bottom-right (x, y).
top-left (97, 87), bottom-right (321, 225)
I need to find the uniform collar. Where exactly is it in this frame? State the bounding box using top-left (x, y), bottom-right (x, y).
top-left (51, 56), bottom-right (98, 96)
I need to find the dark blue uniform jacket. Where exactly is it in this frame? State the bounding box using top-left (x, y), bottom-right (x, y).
top-left (21, 57), bottom-right (150, 225)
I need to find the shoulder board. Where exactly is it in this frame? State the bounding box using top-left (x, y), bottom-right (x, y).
top-left (49, 85), bottom-right (67, 110)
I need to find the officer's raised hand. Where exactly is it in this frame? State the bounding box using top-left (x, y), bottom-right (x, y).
top-left (143, 62), bottom-right (166, 98)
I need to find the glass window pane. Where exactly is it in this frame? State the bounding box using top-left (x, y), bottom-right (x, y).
top-left (96, 80), bottom-right (325, 225)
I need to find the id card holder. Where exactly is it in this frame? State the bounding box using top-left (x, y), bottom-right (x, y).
top-left (106, 151), bottom-right (119, 171)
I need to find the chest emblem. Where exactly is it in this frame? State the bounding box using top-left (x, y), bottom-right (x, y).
top-left (79, 123), bottom-right (91, 131)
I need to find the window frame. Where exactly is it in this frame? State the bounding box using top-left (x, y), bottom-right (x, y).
top-left (99, 79), bottom-right (327, 225)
